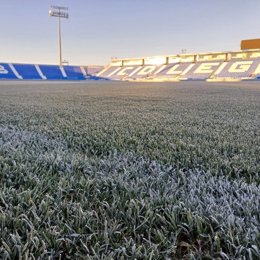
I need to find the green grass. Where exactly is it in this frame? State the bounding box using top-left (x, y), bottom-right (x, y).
top-left (0, 81), bottom-right (259, 259)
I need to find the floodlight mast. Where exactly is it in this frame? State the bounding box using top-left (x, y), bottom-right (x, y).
top-left (49, 6), bottom-right (69, 66)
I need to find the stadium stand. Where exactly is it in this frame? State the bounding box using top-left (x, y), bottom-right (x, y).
top-left (215, 59), bottom-right (260, 79)
top-left (85, 66), bottom-right (104, 76)
top-left (1, 49), bottom-right (260, 81)
top-left (63, 66), bottom-right (85, 80)
top-left (97, 50), bottom-right (260, 81)
top-left (0, 63), bottom-right (104, 80)
top-left (39, 65), bottom-right (68, 80)
top-left (14, 64), bottom-right (42, 80)
top-left (97, 66), bottom-right (123, 79)
top-left (182, 62), bottom-right (222, 80)
top-left (0, 63), bottom-right (18, 79)
top-left (158, 63), bottom-right (194, 80)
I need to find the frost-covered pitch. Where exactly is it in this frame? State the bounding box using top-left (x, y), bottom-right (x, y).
top-left (0, 81), bottom-right (259, 259)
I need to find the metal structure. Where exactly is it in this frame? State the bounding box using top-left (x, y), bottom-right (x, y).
top-left (49, 6), bottom-right (69, 66)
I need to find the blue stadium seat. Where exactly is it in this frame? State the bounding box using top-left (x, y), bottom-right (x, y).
top-left (84, 66), bottom-right (104, 76)
top-left (216, 59), bottom-right (260, 78)
top-left (97, 66), bottom-right (122, 78)
top-left (182, 62), bottom-right (222, 80)
top-left (0, 63), bottom-right (18, 79)
top-left (63, 66), bottom-right (85, 80)
top-left (156, 63), bottom-right (190, 79)
top-left (13, 64), bottom-right (42, 79)
top-left (39, 65), bottom-right (65, 80)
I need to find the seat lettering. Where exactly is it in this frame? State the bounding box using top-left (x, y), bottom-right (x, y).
top-left (0, 65), bottom-right (8, 74)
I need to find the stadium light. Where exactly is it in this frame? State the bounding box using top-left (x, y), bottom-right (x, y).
top-left (49, 6), bottom-right (69, 66)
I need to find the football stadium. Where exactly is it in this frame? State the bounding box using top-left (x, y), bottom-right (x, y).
top-left (1, 47), bottom-right (260, 81)
top-left (0, 1), bottom-right (259, 260)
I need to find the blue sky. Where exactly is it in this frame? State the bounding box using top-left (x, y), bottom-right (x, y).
top-left (0, 0), bottom-right (259, 65)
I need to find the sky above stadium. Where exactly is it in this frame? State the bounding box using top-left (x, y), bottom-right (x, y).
top-left (1, 0), bottom-right (260, 65)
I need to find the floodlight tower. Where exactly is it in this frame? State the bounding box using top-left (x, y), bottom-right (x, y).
top-left (49, 6), bottom-right (69, 66)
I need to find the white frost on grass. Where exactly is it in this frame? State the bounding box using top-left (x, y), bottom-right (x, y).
top-left (92, 153), bottom-right (260, 234)
top-left (0, 125), bottom-right (67, 157)
top-left (0, 125), bottom-right (259, 256)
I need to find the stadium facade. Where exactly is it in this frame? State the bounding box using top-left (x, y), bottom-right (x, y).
top-left (1, 49), bottom-right (260, 81)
